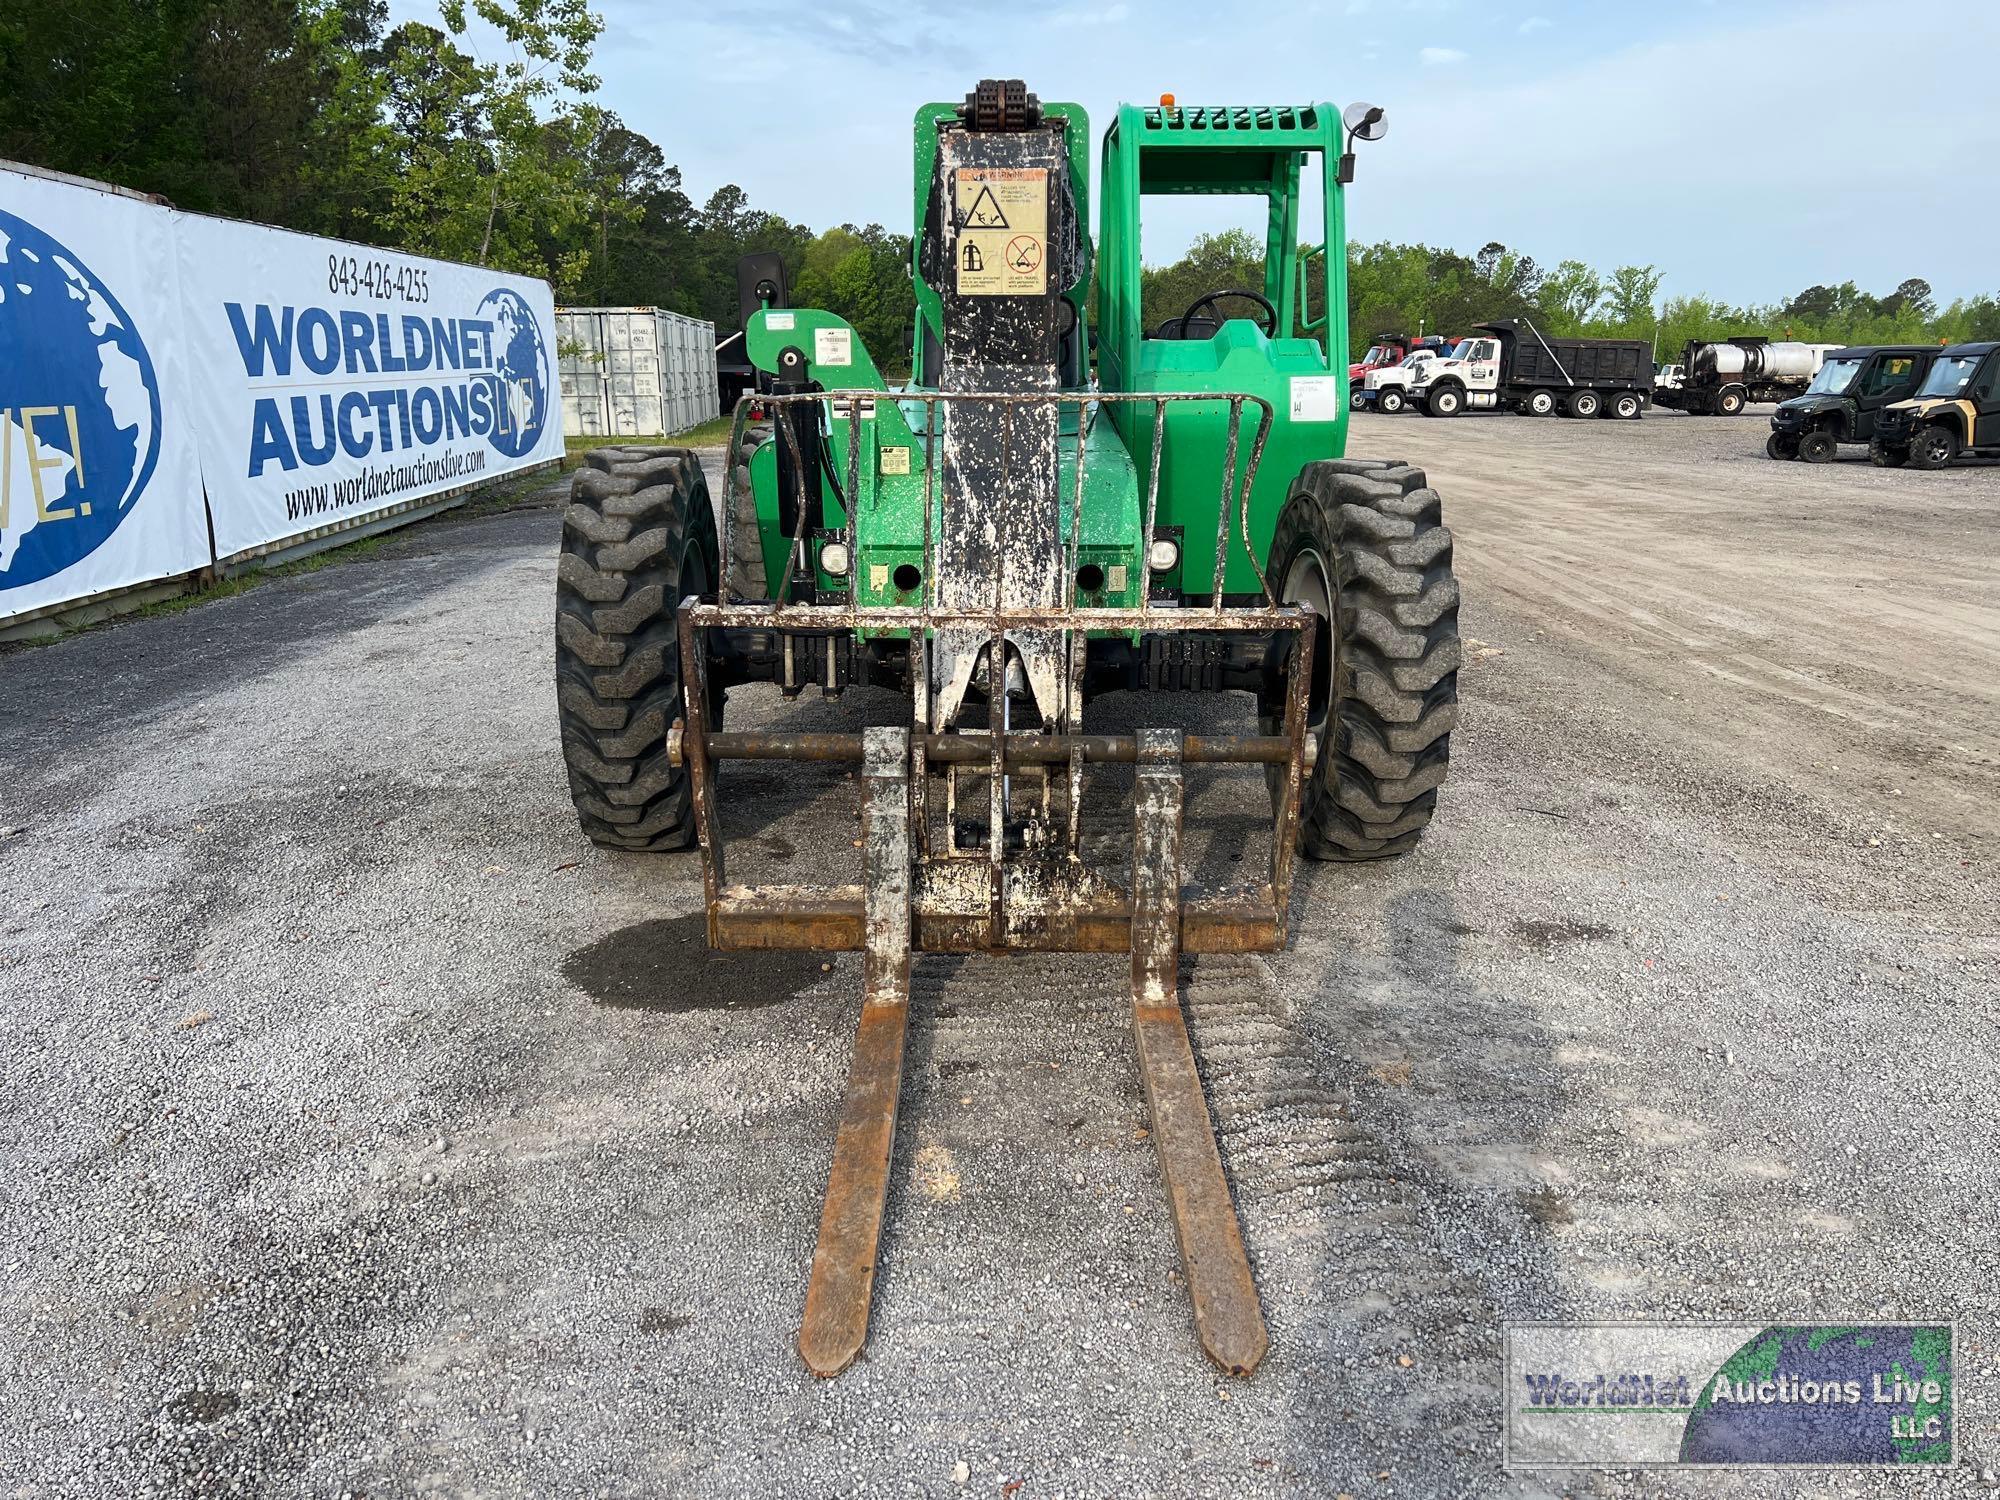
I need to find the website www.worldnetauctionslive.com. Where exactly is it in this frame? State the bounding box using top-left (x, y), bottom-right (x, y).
top-left (282, 446), bottom-right (487, 522)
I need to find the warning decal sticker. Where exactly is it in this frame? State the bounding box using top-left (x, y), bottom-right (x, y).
top-left (813, 325), bottom-right (853, 367)
top-left (953, 167), bottom-right (1048, 297)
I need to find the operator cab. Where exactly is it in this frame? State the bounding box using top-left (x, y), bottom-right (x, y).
top-left (1097, 100), bottom-right (1383, 385)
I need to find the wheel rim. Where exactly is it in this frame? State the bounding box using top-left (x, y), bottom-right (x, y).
top-left (1437, 392), bottom-right (1456, 413)
top-left (1281, 545), bottom-right (1335, 746)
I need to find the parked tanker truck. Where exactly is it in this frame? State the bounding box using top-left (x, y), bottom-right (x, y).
top-left (1653, 338), bottom-right (1843, 415)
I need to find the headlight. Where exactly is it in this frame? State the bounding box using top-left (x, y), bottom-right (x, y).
top-left (1147, 537), bottom-right (1180, 573)
top-left (818, 540), bottom-right (851, 576)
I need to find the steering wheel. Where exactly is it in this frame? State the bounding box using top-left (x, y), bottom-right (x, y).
top-left (1179, 288), bottom-right (1278, 339)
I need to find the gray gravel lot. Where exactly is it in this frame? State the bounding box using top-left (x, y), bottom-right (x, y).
top-left (0, 408), bottom-right (1995, 1498)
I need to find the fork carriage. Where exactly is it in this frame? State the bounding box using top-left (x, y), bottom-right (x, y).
top-left (671, 387), bottom-right (1311, 1376)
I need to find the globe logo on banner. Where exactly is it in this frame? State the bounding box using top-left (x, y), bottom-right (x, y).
top-left (0, 207), bottom-right (164, 589)
top-left (476, 287), bottom-right (549, 459)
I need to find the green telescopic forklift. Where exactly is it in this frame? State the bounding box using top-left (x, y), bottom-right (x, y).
top-left (554, 81), bottom-right (1461, 1378)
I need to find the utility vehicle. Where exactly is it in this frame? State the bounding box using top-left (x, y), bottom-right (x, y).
top-left (1869, 342), bottom-right (2000, 468)
top-left (1766, 346), bottom-right (1933, 462)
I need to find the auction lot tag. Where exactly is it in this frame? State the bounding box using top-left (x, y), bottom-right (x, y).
top-left (953, 168), bottom-right (1047, 297)
top-left (1290, 376), bottom-right (1340, 422)
top-left (1504, 1322), bottom-right (1954, 1470)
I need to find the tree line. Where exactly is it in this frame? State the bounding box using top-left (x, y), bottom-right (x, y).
top-left (1344, 238), bottom-right (2000, 360)
top-left (0, 0), bottom-right (915, 362)
top-left (5, 0), bottom-right (1995, 372)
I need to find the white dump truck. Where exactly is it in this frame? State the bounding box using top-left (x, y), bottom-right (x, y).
top-left (1408, 319), bottom-right (1655, 419)
top-left (1352, 348), bottom-right (1443, 413)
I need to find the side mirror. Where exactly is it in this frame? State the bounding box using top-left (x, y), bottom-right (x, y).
top-left (1343, 102), bottom-right (1388, 142)
top-left (1337, 102), bottom-right (1386, 183)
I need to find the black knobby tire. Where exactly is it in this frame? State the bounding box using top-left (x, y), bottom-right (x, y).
top-left (1907, 424), bottom-right (1958, 471)
top-left (556, 447), bottom-right (720, 852)
top-left (725, 419), bottom-right (773, 601)
top-left (1869, 437), bottom-right (1907, 468)
top-left (1798, 430), bottom-right (1838, 464)
top-left (1261, 459), bottom-right (1460, 860)
top-left (1767, 432), bottom-right (1799, 460)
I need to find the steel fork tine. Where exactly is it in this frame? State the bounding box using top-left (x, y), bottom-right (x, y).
top-left (1130, 728), bottom-right (1270, 1377)
top-left (799, 727), bottom-right (914, 1377)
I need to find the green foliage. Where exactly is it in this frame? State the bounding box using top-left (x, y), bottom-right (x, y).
top-left (1535, 260), bottom-right (1602, 333)
top-left (1347, 239), bottom-right (1544, 349)
top-left (1139, 229), bottom-right (1265, 334)
top-left (794, 224), bottom-right (917, 376)
top-left (1343, 240), bottom-right (1984, 361)
top-left (0, 0), bottom-right (391, 238)
top-left (373, 0), bottom-right (606, 285)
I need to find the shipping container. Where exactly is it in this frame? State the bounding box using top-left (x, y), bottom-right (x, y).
top-left (555, 308), bottom-right (722, 438)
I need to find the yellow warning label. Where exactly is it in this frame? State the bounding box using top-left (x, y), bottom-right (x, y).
top-left (879, 446), bottom-right (911, 476)
top-left (953, 167), bottom-right (1048, 297)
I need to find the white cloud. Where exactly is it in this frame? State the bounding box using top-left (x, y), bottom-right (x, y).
top-left (1519, 15), bottom-right (1552, 33)
top-left (1419, 46), bottom-right (1467, 65)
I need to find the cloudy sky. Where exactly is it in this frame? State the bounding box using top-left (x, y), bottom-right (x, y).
top-left (414, 0), bottom-right (2000, 306)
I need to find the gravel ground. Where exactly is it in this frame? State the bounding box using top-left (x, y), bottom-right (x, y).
top-left (0, 408), bottom-right (1994, 1498)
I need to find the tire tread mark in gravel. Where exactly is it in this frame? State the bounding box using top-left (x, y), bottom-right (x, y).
top-left (1182, 956), bottom-right (1493, 1374)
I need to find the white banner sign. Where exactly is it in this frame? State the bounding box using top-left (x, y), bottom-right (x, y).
top-left (0, 170), bottom-right (209, 618)
top-left (1, 161), bottom-right (565, 624)
top-left (176, 217), bottom-right (563, 558)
